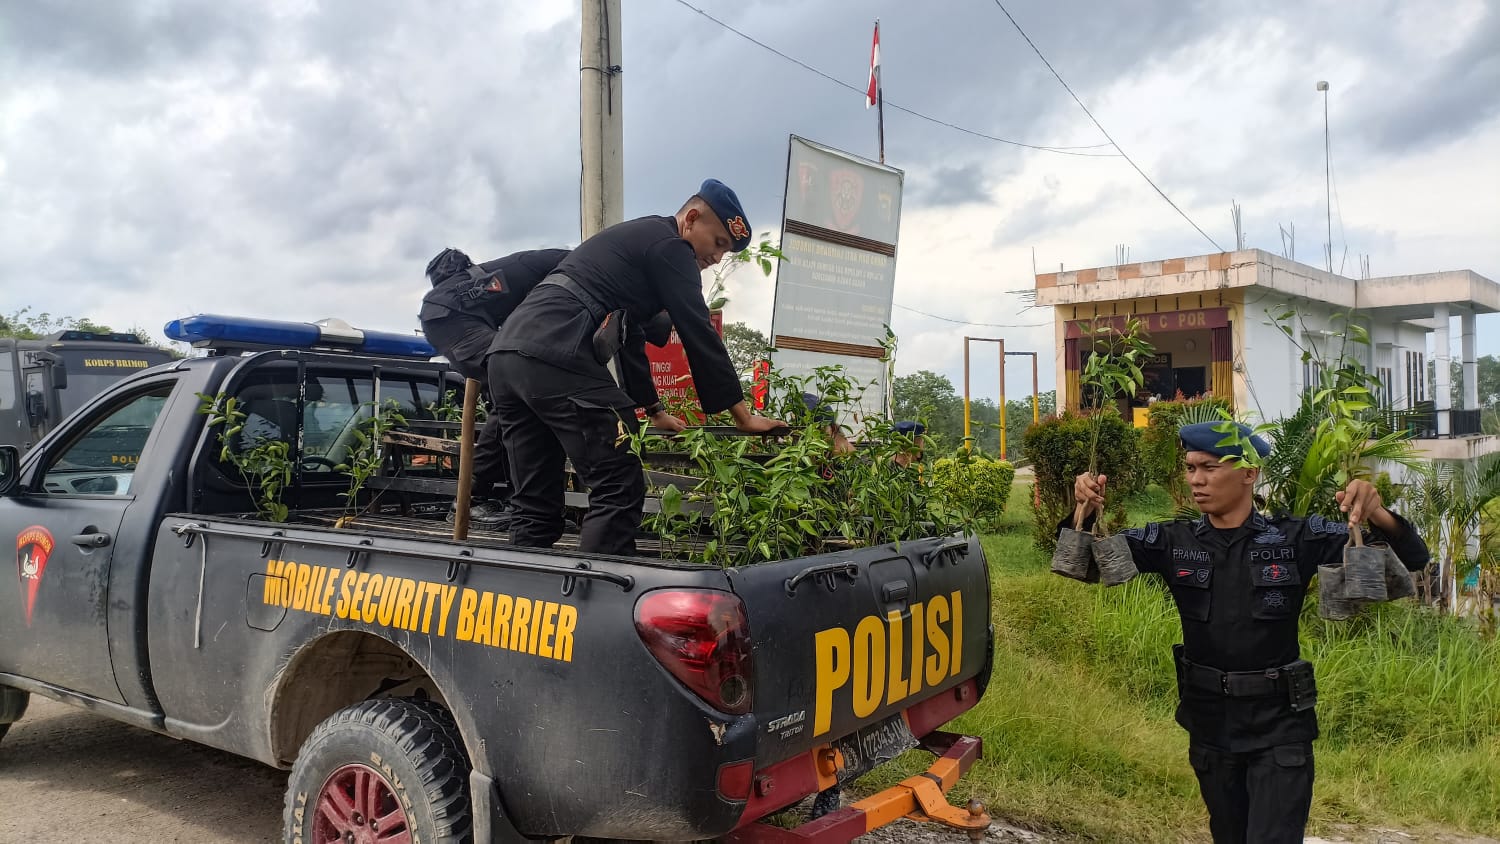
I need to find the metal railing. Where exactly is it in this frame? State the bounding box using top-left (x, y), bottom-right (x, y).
top-left (1382, 408), bottom-right (1485, 439)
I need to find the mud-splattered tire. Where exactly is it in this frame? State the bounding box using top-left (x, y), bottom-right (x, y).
top-left (283, 697), bottom-right (473, 844)
top-left (0, 685), bottom-right (28, 746)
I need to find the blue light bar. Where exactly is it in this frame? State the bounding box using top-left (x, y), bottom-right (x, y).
top-left (164, 314), bottom-right (436, 359)
top-left (166, 315), bottom-right (321, 348)
top-left (360, 330), bottom-right (440, 358)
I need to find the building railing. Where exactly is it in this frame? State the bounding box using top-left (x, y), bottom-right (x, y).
top-left (1382, 408), bottom-right (1485, 439)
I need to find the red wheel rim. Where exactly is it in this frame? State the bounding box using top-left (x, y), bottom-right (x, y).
top-left (312, 763), bottom-right (412, 844)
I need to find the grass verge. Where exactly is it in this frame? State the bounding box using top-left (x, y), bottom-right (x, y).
top-left (859, 483), bottom-right (1500, 842)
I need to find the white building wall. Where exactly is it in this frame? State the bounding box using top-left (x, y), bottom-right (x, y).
top-left (1240, 303), bottom-right (1302, 422)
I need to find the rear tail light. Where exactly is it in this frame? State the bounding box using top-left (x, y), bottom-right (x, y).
top-left (716, 759), bottom-right (754, 801)
top-left (634, 589), bottom-right (754, 715)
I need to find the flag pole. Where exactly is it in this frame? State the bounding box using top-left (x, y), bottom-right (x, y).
top-left (875, 20), bottom-right (885, 164)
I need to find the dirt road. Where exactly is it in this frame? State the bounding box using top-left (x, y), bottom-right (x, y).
top-left (0, 696), bottom-right (286, 843)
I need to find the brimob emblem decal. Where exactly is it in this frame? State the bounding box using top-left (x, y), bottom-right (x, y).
top-left (16, 525), bottom-right (56, 627)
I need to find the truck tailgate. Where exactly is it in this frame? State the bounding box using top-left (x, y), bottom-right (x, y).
top-left (725, 534), bottom-right (989, 768)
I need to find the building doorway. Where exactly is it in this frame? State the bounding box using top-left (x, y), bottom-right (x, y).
top-left (1174, 366), bottom-right (1207, 398)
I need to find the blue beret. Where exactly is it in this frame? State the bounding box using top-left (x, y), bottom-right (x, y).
top-left (801, 392), bottom-right (836, 427)
top-left (894, 421), bottom-right (926, 436)
top-left (1179, 421), bottom-right (1270, 460)
top-left (698, 178), bottom-right (752, 252)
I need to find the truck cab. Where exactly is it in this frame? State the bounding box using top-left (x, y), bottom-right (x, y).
top-left (0, 330), bottom-right (176, 453)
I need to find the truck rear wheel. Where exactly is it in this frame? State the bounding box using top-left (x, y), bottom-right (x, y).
top-left (0, 685), bottom-right (28, 746)
top-left (283, 697), bottom-right (473, 844)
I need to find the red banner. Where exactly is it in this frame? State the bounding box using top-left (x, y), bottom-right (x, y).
top-left (750, 359), bottom-right (770, 410)
top-left (1065, 307), bottom-right (1227, 339)
top-left (646, 311), bottom-right (724, 410)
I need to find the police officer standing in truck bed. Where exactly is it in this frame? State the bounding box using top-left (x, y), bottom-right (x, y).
top-left (489, 179), bottom-right (784, 555)
top-left (420, 247), bottom-right (569, 527)
top-left (1069, 422), bottom-right (1429, 843)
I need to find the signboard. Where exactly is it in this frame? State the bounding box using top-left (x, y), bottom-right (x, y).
top-left (771, 136), bottom-right (903, 420)
top-left (646, 310), bottom-right (723, 410)
top-left (1141, 352), bottom-right (1174, 398)
top-left (785, 137), bottom-right (903, 243)
top-left (1065, 308), bottom-right (1228, 339)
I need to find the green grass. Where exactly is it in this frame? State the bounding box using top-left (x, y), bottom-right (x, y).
top-left (859, 482), bottom-right (1500, 842)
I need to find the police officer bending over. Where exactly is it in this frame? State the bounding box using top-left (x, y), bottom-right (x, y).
top-left (490, 179), bottom-right (785, 556)
top-left (1070, 421), bottom-right (1429, 844)
top-left (420, 248), bottom-right (569, 527)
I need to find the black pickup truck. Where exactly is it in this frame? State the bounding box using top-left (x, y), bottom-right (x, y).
top-left (0, 318), bottom-right (994, 843)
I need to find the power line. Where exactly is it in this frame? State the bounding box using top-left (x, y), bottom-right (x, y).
top-left (666, 0), bottom-right (1121, 157)
top-left (990, 0), bottom-right (1226, 251)
top-left (893, 302), bottom-right (1049, 328)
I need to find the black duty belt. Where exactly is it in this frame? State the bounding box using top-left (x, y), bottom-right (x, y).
top-left (538, 274), bottom-right (608, 323)
top-left (1173, 644), bottom-right (1316, 710)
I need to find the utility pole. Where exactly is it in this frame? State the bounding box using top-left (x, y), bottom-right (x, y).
top-left (581, 0), bottom-right (624, 240)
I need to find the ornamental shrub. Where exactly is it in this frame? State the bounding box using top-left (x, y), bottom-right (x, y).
top-left (1023, 411), bottom-right (1141, 552)
top-left (929, 453), bottom-right (1016, 531)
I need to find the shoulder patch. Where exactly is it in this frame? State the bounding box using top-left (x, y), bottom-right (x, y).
top-left (1124, 523), bottom-right (1161, 544)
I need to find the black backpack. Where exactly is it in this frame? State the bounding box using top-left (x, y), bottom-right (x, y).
top-left (422, 247), bottom-right (528, 327)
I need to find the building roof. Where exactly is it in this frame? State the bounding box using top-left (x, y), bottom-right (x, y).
top-left (1035, 248), bottom-right (1499, 318)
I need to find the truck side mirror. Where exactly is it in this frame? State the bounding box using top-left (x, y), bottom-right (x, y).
top-left (0, 445), bottom-right (19, 496)
top-left (51, 360), bottom-right (68, 390)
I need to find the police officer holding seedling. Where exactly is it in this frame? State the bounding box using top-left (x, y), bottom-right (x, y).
top-left (490, 179), bottom-right (784, 555)
top-left (1069, 421), bottom-right (1430, 843)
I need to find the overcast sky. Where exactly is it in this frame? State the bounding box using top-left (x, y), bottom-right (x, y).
top-left (3, 0), bottom-right (1497, 403)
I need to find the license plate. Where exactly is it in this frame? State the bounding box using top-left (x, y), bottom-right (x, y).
top-left (832, 713), bottom-right (919, 784)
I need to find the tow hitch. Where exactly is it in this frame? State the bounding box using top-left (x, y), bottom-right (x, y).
top-left (725, 732), bottom-right (991, 843)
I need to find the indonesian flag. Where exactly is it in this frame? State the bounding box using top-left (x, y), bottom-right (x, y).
top-left (865, 22), bottom-right (880, 108)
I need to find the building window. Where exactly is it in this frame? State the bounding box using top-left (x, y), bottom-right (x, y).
top-left (1376, 367), bottom-right (1393, 408)
top-left (1405, 350), bottom-right (1426, 406)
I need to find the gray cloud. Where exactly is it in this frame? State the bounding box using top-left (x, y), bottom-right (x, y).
top-left (1362, 4), bottom-right (1500, 154)
top-left (914, 162), bottom-right (994, 206)
top-left (0, 0), bottom-right (1495, 346)
top-left (0, 0), bottom-right (264, 77)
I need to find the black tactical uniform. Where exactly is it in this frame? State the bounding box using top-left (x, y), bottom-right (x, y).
top-left (489, 215), bottom-right (743, 556)
top-left (420, 248), bottom-right (569, 505)
top-left (1072, 507), bottom-right (1429, 842)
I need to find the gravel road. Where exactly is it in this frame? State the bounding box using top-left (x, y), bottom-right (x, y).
top-left (0, 696), bottom-right (286, 843)
top-left (2, 696), bottom-right (1494, 844)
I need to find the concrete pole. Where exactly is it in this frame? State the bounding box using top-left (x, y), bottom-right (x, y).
top-left (1434, 303), bottom-right (1451, 435)
top-left (1462, 312), bottom-right (1478, 411)
top-left (580, 0), bottom-right (624, 240)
